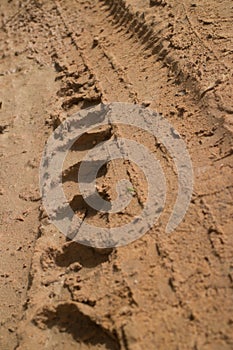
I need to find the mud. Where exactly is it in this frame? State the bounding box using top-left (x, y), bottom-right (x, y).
top-left (0, 0), bottom-right (232, 349)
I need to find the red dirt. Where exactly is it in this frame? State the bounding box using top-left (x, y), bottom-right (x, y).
top-left (0, 0), bottom-right (232, 349)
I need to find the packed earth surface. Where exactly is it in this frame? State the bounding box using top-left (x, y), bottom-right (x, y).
top-left (0, 0), bottom-right (233, 349)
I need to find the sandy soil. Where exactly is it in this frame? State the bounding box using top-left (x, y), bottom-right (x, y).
top-left (0, 0), bottom-right (232, 349)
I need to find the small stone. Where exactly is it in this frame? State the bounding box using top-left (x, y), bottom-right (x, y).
top-left (175, 89), bottom-right (187, 96)
top-left (0, 125), bottom-right (8, 134)
top-left (92, 37), bottom-right (99, 47)
top-left (150, 0), bottom-right (165, 6)
top-left (8, 328), bottom-right (15, 333)
top-left (67, 262), bottom-right (82, 272)
top-left (119, 306), bottom-right (131, 315)
top-left (142, 101), bottom-right (151, 107)
top-left (15, 215), bottom-right (24, 222)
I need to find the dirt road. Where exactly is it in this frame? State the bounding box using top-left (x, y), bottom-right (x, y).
top-left (0, 0), bottom-right (232, 349)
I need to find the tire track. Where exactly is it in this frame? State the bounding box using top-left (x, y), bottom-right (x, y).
top-left (2, 0), bottom-right (232, 349)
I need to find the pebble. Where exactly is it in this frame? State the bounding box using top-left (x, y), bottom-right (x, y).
top-left (92, 37), bottom-right (99, 47)
top-left (142, 101), bottom-right (151, 107)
